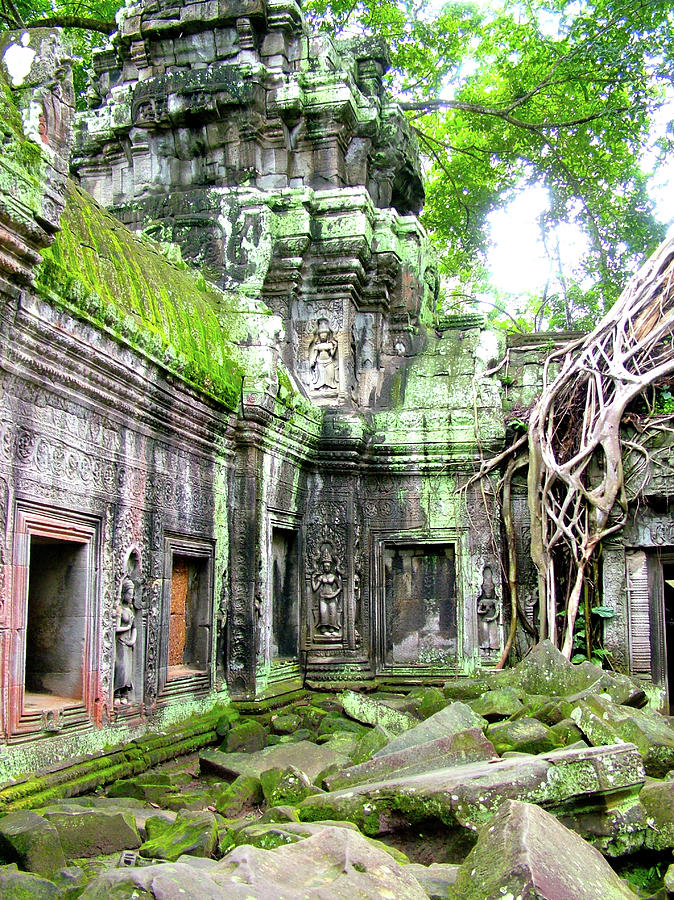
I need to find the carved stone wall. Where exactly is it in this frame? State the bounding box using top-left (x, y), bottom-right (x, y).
top-left (73, 0), bottom-right (437, 411)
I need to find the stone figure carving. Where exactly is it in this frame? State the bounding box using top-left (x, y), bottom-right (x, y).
top-left (312, 542), bottom-right (343, 636)
top-left (309, 318), bottom-right (338, 390)
top-left (477, 565), bottom-right (500, 652)
top-left (114, 557), bottom-right (139, 704)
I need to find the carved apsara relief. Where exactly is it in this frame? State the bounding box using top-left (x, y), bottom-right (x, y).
top-left (308, 317), bottom-right (339, 391)
top-left (476, 564), bottom-right (500, 653)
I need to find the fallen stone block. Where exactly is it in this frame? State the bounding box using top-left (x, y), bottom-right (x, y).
top-left (223, 719), bottom-right (267, 753)
top-left (339, 690), bottom-right (419, 734)
top-left (415, 687), bottom-right (447, 719)
top-left (639, 777), bottom-right (674, 849)
top-left (317, 732), bottom-right (360, 757)
top-left (373, 701), bottom-right (487, 759)
top-left (214, 825), bottom-right (427, 898)
top-left (571, 695), bottom-right (674, 776)
top-left (78, 826), bottom-right (428, 899)
top-left (665, 863), bottom-right (674, 893)
top-left (325, 728), bottom-right (495, 791)
top-left (271, 713), bottom-right (302, 734)
top-left (215, 774), bottom-right (262, 817)
top-left (0, 863), bottom-right (61, 899)
top-left (468, 687), bottom-right (524, 720)
top-left (300, 743), bottom-right (646, 846)
top-left (76, 861), bottom-right (225, 898)
top-left (442, 677), bottom-right (491, 701)
top-left (317, 714), bottom-right (367, 736)
top-left (200, 740), bottom-right (349, 784)
top-left (0, 809), bottom-right (66, 878)
top-left (501, 639), bottom-right (604, 697)
top-left (487, 716), bottom-right (560, 755)
top-left (139, 809), bottom-right (218, 861)
top-left (406, 862), bottom-right (460, 898)
top-left (232, 819), bottom-right (409, 863)
top-left (259, 765), bottom-right (317, 805)
top-left (42, 808), bottom-right (141, 858)
top-left (452, 799), bottom-right (638, 899)
top-left (350, 724), bottom-right (392, 764)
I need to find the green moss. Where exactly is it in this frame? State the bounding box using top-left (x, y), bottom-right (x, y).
top-left (0, 705), bottom-right (230, 811)
top-left (36, 181), bottom-right (245, 409)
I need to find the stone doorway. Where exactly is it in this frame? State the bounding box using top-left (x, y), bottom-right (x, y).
top-left (271, 528), bottom-right (300, 662)
top-left (382, 543), bottom-right (457, 669)
top-left (168, 554), bottom-right (210, 677)
top-left (8, 504), bottom-right (99, 735)
top-left (25, 536), bottom-right (88, 704)
top-left (663, 560), bottom-right (674, 714)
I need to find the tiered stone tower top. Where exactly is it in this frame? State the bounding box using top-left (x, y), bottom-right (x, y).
top-left (75, 0), bottom-right (438, 409)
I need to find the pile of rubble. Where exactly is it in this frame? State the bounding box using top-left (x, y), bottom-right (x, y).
top-left (2, 643), bottom-right (674, 898)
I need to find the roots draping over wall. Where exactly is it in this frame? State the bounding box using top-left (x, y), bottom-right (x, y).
top-left (528, 236), bottom-right (674, 658)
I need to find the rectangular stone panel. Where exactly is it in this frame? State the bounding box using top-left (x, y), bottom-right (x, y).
top-left (384, 543), bottom-right (457, 666)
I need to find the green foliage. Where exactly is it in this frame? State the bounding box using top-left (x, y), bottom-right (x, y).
top-left (562, 602), bottom-right (614, 666)
top-left (306, 0), bottom-right (673, 323)
top-left (655, 386), bottom-right (674, 413)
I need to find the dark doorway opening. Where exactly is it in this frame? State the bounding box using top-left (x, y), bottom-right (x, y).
top-left (168, 554), bottom-right (210, 676)
top-left (663, 562), bottom-right (674, 714)
top-left (271, 528), bottom-right (300, 661)
top-left (26, 536), bottom-right (88, 704)
top-left (383, 543), bottom-right (457, 666)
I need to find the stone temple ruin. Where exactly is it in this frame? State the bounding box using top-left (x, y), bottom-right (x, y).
top-left (0, 0), bottom-right (673, 804)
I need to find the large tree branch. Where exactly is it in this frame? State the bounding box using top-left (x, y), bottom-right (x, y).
top-left (399, 96), bottom-right (628, 132)
top-left (10, 15), bottom-right (117, 34)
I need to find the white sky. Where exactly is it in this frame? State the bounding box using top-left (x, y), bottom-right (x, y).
top-left (486, 99), bottom-right (674, 296)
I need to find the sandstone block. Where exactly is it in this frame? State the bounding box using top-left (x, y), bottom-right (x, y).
top-left (0, 810), bottom-right (66, 878)
top-left (452, 799), bottom-right (638, 899)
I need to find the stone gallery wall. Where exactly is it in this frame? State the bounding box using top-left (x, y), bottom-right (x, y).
top-left (71, 0), bottom-right (510, 693)
top-left (0, 26), bottom-right (319, 775)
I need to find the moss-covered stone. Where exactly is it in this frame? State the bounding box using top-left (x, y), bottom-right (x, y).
top-left (37, 183), bottom-right (247, 409)
top-left (42, 808), bottom-right (141, 858)
top-left (487, 717), bottom-right (560, 756)
top-left (258, 805), bottom-right (300, 824)
top-left (259, 765), bottom-right (317, 806)
top-left (0, 863), bottom-right (61, 899)
top-left (339, 691), bottom-right (418, 734)
top-left (271, 713), bottom-right (302, 735)
top-left (452, 800), bottom-right (638, 900)
top-left (416, 687), bottom-right (447, 720)
top-left (223, 720), bottom-right (267, 754)
top-left (0, 810), bottom-right (65, 878)
top-left (442, 679), bottom-right (492, 702)
top-left (549, 718), bottom-right (586, 746)
top-left (317, 714), bottom-right (367, 737)
top-left (639, 778), bottom-right (674, 849)
top-left (350, 725), bottom-right (392, 765)
top-left (468, 688), bottom-right (524, 721)
top-left (215, 775), bottom-right (262, 817)
top-left (139, 810), bottom-right (218, 861)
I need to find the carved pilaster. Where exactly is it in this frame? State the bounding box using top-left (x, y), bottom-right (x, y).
top-left (227, 441), bottom-right (263, 698)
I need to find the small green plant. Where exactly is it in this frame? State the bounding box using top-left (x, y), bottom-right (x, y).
top-left (656, 386), bottom-right (674, 414)
top-left (509, 417), bottom-right (528, 432)
top-left (562, 604), bottom-right (615, 666)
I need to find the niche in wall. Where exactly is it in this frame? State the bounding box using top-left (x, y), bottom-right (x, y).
top-left (271, 527), bottom-right (300, 661)
top-left (383, 543), bottom-right (457, 666)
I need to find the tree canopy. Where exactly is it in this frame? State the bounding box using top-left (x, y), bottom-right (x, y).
top-left (2, 0), bottom-right (673, 326)
top-left (307, 0), bottom-right (673, 326)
